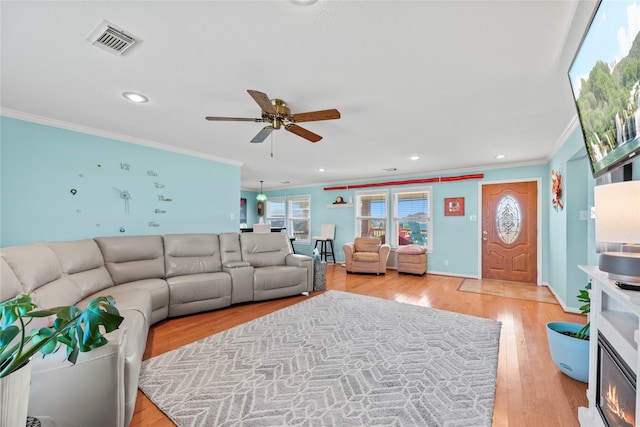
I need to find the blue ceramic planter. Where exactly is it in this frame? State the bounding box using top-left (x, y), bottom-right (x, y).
top-left (546, 321), bottom-right (589, 383)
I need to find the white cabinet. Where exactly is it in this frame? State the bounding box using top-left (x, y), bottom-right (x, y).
top-left (578, 265), bottom-right (640, 427)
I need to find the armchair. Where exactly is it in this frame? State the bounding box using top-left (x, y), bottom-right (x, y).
top-left (343, 237), bottom-right (390, 275)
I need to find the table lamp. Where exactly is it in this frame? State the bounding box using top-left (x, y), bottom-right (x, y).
top-left (594, 180), bottom-right (640, 288)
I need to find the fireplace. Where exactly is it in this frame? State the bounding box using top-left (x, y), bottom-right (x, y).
top-left (597, 332), bottom-right (636, 427)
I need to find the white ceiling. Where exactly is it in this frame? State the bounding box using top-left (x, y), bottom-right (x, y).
top-left (1, 0), bottom-right (597, 192)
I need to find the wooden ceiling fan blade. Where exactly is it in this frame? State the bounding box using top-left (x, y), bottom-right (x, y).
top-left (251, 126), bottom-right (274, 143)
top-left (205, 116), bottom-right (263, 122)
top-left (247, 90), bottom-right (277, 115)
top-left (285, 124), bottom-right (322, 143)
top-left (291, 109), bottom-right (341, 123)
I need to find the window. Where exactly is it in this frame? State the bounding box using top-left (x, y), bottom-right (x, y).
top-left (266, 197), bottom-right (286, 227)
top-left (288, 195), bottom-right (310, 243)
top-left (496, 195), bottom-right (521, 244)
top-left (393, 187), bottom-right (431, 251)
top-left (355, 190), bottom-right (388, 242)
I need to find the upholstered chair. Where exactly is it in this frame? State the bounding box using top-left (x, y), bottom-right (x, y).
top-left (343, 237), bottom-right (390, 275)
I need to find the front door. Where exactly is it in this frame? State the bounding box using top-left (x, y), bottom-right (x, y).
top-left (481, 181), bottom-right (537, 283)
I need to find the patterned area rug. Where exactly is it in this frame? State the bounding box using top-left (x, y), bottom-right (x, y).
top-left (138, 291), bottom-right (502, 426)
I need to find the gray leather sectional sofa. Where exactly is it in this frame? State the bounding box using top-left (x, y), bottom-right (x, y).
top-left (0, 232), bottom-right (313, 427)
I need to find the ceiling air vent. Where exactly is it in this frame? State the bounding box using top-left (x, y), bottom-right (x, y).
top-left (86, 20), bottom-right (140, 56)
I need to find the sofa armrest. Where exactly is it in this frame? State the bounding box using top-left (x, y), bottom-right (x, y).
top-left (285, 254), bottom-right (313, 292)
top-left (223, 263), bottom-right (254, 304)
top-left (379, 244), bottom-right (391, 273)
top-left (29, 327), bottom-right (128, 427)
top-left (222, 260), bottom-right (251, 269)
top-left (343, 243), bottom-right (355, 271)
top-left (285, 253), bottom-right (312, 267)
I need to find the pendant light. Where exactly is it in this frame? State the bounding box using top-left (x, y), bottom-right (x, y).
top-left (256, 180), bottom-right (267, 201)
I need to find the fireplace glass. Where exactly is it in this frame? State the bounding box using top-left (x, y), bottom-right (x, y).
top-left (597, 333), bottom-right (636, 427)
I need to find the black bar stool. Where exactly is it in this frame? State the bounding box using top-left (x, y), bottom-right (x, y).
top-left (312, 224), bottom-right (336, 263)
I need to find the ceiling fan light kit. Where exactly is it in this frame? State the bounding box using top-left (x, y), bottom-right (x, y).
top-left (206, 89), bottom-right (340, 144)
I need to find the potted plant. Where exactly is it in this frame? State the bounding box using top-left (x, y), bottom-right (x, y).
top-left (546, 282), bottom-right (591, 383)
top-left (0, 293), bottom-right (124, 425)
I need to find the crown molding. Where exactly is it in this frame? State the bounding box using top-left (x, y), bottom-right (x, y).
top-left (1, 108), bottom-right (243, 167)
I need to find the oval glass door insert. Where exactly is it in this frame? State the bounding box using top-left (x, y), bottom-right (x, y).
top-left (496, 195), bottom-right (521, 244)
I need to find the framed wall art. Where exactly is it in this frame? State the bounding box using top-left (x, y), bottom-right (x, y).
top-left (444, 197), bottom-right (464, 216)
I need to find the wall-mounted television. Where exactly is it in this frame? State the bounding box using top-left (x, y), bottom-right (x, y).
top-left (569, 0), bottom-right (640, 178)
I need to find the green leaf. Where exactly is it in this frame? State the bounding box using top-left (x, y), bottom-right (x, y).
top-left (0, 293), bottom-right (124, 378)
top-left (30, 328), bottom-right (58, 355)
top-left (1, 294), bottom-right (37, 328)
top-left (0, 326), bottom-right (19, 347)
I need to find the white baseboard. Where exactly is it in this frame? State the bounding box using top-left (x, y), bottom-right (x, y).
top-left (545, 283), bottom-right (581, 314)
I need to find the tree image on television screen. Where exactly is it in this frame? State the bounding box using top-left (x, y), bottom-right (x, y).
top-left (576, 31), bottom-right (640, 166)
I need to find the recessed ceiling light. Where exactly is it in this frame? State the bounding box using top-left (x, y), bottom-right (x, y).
top-left (317, 168), bottom-right (326, 172)
top-left (495, 154), bottom-right (505, 159)
top-left (122, 91), bottom-right (149, 103)
top-left (410, 155), bottom-right (421, 161)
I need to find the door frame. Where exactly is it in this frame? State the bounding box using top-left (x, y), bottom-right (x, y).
top-left (477, 177), bottom-right (543, 285)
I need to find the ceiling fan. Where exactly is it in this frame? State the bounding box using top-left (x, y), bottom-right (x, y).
top-left (205, 90), bottom-right (340, 143)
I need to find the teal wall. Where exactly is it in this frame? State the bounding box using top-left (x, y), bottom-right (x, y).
top-left (257, 129), bottom-right (638, 312)
top-left (266, 164), bottom-right (548, 280)
top-left (547, 127), bottom-right (587, 308)
top-left (0, 117), bottom-right (241, 246)
top-left (4, 115), bottom-right (640, 312)
top-left (240, 189), bottom-right (260, 227)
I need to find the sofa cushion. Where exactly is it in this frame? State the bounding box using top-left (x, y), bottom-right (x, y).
top-left (219, 232), bottom-right (244, 265)
top-left (45, 240), bottom-right (114, 299)
top-left (0, 257), bottom-right (23, 302)
top-left (395, 245), bottom-right (427, 255)
top-left (82, 283), bottom-right (156, 326)
top-left (354, 237), bottom-right (381, 253)
top-left (353, 252), bottom-right (381, 262)
top-left (1, 244), bottom-right (62, 292)
top-left (240, 233), bottom-right (291, 267)
top-left (45, 239), bottom-right (104, 274)
top-left (253, 265), bottom-right (307, 291)
top-left (95, 235), bottom-right (165, 285)
top-left (166, 272), bottom-right (232, 317)
top-left (0, 244), bottom-right (81, 308)
top-left (86, 278), bottom-right (168, 325)
top-left (167, 272), bottom-right (232, 303)
top-left (164, 233), bottom-right (222, 277)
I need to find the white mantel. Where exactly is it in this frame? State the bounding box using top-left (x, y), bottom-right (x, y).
top-left (578, 265), bottom-right (640, 427)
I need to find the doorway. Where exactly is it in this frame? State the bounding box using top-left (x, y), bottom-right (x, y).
top-left (480, 180), bottom-right (539, 284)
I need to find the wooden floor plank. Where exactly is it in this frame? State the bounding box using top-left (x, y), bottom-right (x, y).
top-left (130, 265), bottom-right (588, 426)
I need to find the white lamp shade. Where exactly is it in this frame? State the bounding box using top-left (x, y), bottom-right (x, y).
top-left (594, 180), bottom-right (640, 244)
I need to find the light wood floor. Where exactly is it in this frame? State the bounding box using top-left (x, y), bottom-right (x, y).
top-left (459, 278), bottom-right (560, 304)
top-left (130, 265), bottom-right (588, 427)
